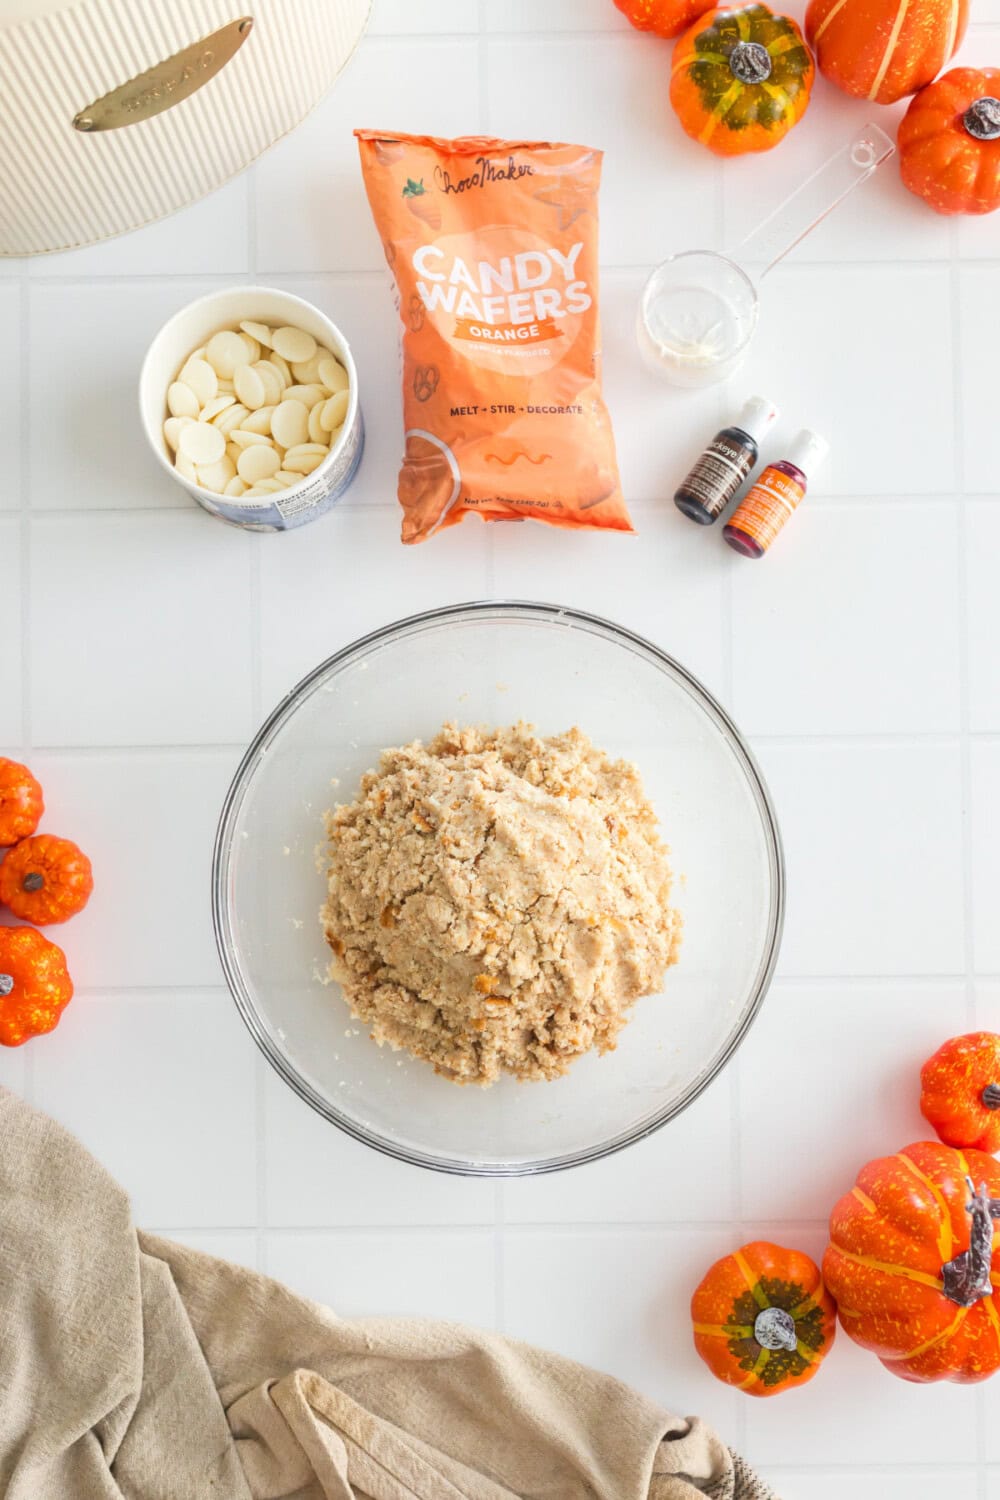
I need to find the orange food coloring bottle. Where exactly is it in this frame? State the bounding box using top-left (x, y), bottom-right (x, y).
top-left (723, 429), bottom-right (828, 558)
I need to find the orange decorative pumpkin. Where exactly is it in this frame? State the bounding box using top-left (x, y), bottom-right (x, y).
top-left (670, 4), bottom-right (814, 156)
top-left (0, 834), bottom-right (93, 925)
top-left (614, 0), bottom-right (715, 38)
top-left (921, 1033), bottom-right (1000, 1152)
top-left (0, 926), bottom-right (73, 1046)
top-left (691, 1240), bottom-right (837, 1395)
top-left (899, 70), bottom-right (1000, 215)
top-left (806, 0), bottom-right (968, 104)
top-left (824, 1141), bottom-right (1000, 1382)
top-left (0, 758), bottom-right (43, 847)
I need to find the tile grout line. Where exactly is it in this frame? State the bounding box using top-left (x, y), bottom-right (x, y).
top-left (478, 0), bottom-right (506, 1337)
top-left (478, 0), bottom-right (490, 134)
top-left (20, 494), bottom-right (999, 518)
top-left (20, 493), bottom-right (992, 519)
top-left (63, 969), bottom-right (1000, 999)
top-left (363, 27), bottom-right (644, 44)
top-left (18, 268), bottom-right (35, 1108)
top-left (950, 231), bottom-right (977, 1034)
top-left (140, 1217), bottom-right (832, 1236)
top-left (715, 132), bottom-right (747, 1453)
top-left (723, 582), bottom-right (749, 1454)
top-left (755, 1462), bottom-right (1000, 1475)
top-left (27, 731), bottom-right (1000, 757)
top-left (949, 220), bottom-right (987, 1498)
top-left (23, 257), bottom-right (1000, 288)
top-left (769, 970), bottom-right (1000, 987)
top-left (247, 159), bottom-right (268, 1275)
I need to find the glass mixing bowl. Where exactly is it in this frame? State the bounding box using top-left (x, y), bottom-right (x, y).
top-left (213, 601), bottom-right (783, 1176)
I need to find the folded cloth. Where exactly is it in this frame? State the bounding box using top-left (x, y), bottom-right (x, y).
top-left (0, 1088), bottom-right (777, 1500)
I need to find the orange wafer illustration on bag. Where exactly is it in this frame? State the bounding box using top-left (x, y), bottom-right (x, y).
top-left (356, 131), bottom-right (632, 545)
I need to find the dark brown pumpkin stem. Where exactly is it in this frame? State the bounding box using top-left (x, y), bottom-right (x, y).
top-left (22, 872), bottom-right (44, 893)
top-left (964, 97), bottom-right (1000, 141)
top-left (0, 974), bottom-right (12, 998)
top-left (753, 1306), bottom-right (797, 1352)
top-left (729, 40), bottom-right (772, 84)
top-left (983, 1083), bottom-right (1000, 1110)
top-left (941, 1178), bottom-right (1000, 1307)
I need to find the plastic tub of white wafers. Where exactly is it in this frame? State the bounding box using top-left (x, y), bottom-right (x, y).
top-left (140, 285), bottom-right (363, 532)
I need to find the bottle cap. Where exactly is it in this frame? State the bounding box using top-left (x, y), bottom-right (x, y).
top-left (735, 395), bottom-right (779, 446)
top-left (785, 428), bottom-right (829, 480)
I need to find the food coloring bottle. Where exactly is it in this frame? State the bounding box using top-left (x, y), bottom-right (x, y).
top-left (674, 396), bottom-right (779, 525)
top-left (723, 428), bottom-right (829, 558)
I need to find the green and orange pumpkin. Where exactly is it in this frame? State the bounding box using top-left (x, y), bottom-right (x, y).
top-left (691, 1240), bottom-right (837, 1395)
top-left (670, 3), bottom-right (814, 156)
top-left (824, 1141), bottom-right (1000, 1382)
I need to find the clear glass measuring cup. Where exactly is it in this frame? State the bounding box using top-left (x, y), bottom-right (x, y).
top-left (637, 122), bottom-right (895, 388)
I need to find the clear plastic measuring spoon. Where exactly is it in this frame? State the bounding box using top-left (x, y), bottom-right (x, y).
top-left (637, 122), bottom-right (895, 388)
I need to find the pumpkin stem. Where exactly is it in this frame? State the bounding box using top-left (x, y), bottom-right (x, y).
top-left (729, 40), bottom-right (772, 85)
top-left (963, 97), bottom-right (1000, 141)
top-left (22, 872), bottom-right (44, 893)
top-left (983, 1083), bottom-right (1000, 1110)
top-left (0, 974), bottom-right (12, 998)
top-left (753, 1306), bottom-right (797, 1352)
top-left (941, 1178), bottom-right (1000, 1307)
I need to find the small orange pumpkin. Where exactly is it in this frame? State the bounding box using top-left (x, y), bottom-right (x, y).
top-left (899, 70), bottom-right (1000, 215)
top-left (614, 0), bottom-right (715, 39)
top-left (670, 4), bottom-right (814, 157)
top-left (0, 834), bottom-right (94, 925)
top-left (0, 758), bottom-right (44, 847)
top-left (921, 1032), bottom-right (1000, 1153)
top-left (824, 1141), bottom-right (1000, 1382)
top-left (806, 0), bottom-right (968, 104)
top-left (0, 926), bottom-right (73, 1046)
top-left (691, 1241), bottom-right (837, 1396)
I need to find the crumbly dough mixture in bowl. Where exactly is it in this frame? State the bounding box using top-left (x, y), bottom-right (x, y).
top-left (320, 723), bottom-right (682, 1085)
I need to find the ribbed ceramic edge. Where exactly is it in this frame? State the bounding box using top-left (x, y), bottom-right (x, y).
top-left (0, 0), bottom-right (371, 255)
top-left (212, 601), bottom-right (786, 1177)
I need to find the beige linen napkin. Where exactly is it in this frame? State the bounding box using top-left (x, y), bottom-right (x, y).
top-left (0, 1088), bottom-right (777, 1500)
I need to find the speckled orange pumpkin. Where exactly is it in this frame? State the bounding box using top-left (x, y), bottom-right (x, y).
top-left (900, 71), bottom-right (1000, 215)
top-left (692, 1241), bottom-right (837, 1395)
top-left (0, 834), bottom-right (93, 925)
top-left (0, 758), bottom-right (43, 847)
top-left (921, 1032), bottom-right (1000, 1151)
top-left (806, 0), bottom-right (967, 103)
top-left (614, 0), bottom-right (715, 38)
top-left (824, 1141), bottom-right (1000, 1382)
top-left (0, 926), bottom-right (73, 1046)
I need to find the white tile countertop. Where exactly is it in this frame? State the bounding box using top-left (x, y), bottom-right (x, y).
top-left (2, 0), bottom-right (1000, 1494)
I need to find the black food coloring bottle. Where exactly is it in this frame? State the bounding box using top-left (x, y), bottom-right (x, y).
top-left (673, 396), bottom-right (778, 525)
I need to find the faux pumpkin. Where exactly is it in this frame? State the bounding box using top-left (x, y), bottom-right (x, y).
top-left (670, 4), bottom-right (814, 156)
top-left (614, 0), bottom-right (715, 39)
top-left (899, 70), bottom-right (1000, 215)
top-left (921, 1032), bottom-right (1000, 1152)
top-left (0, 926), bottom-right (73, 1046)
top-left (805, 0), bottom-right (967, 104)
top-left (0, 834), bottom-right (94, 925)
top-left (691, 1240), bottom-right (837, 1395)
top-left (824, 1141), bottom-right (1000, 1382)
top-left (0, 758), bottom-right (44, 847)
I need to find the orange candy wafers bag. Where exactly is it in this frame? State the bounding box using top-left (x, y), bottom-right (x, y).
top-left (355, 131), bottom-right (632, 545)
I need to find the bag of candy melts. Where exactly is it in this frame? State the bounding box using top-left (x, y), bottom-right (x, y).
top-left (355, 131), bottom-right (632, 545)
